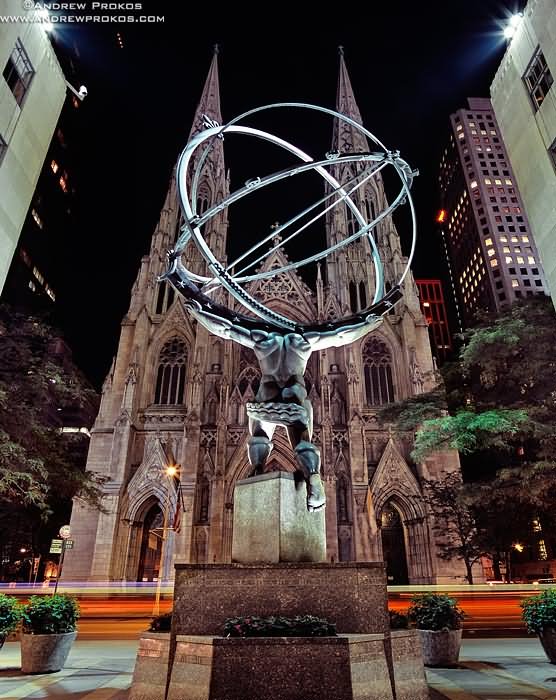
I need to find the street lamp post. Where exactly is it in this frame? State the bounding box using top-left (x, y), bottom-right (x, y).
top-left (152, 465), bottom-right (179, 617)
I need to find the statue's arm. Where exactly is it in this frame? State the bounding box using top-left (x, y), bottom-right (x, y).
top-left (186, 304), bottom-right (256, 348)
top-left (305, 315), bottom-right (383, 351)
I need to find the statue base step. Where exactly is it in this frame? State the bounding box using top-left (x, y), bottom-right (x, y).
top-left (231, 471), bottom-right (326, 564)
top-left (130, 631), bottom-right (428, 700)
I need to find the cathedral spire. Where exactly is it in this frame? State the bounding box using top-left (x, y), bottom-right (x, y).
top-left (188, 47), bottom-right (223, 140)
top-left (333, 50), bottom-right (367, 153)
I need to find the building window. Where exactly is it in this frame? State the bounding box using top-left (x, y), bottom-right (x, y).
top-left (523, 48), bottom-right (554, 111)
top-left (0, 133), bottom-right (7, 165)
top-left (363, 337), bottom-right (394, 406)
top-left (154, 337), bottom-right (187, 405)
top-left (2, 38), bottom-right (34, 106)
top-left (31, 209), bottom-right (43, 229)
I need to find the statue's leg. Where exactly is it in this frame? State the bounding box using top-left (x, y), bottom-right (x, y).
top-left (248, 418), bottom-right (275, 477)
top-left (287, 419), bottom-right (325, 512)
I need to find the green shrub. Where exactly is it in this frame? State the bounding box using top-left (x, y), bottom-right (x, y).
top-left (408, 593), bottom-right (464, 631)
top-left (22, 595), bottom-right (80, 634)
top-left (149, 612), bottom-right (172, 632)
top-left (223, 615), bottom-right (337, 638)
top-left (0, 594), bottom-right (22, 635)
top-left (520, 589), bottom-right (556, 634)
top-left (389, 609), bottom-right (409, 630)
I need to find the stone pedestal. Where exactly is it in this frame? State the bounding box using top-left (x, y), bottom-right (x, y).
top-left (231, 472), bottom-right (326, 563)
top-left (173, 562), bottom-right (388, 636)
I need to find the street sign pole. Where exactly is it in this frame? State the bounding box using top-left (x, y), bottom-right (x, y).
top-left (54, 540), bottom-right (66, 594)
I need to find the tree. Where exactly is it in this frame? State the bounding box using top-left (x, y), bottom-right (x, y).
top-left (421, 472), bottom-right (484, 584)
top-left (383, 297), bottom-right (556, 574)
top-left (0, 305), bottom-right (103, 576)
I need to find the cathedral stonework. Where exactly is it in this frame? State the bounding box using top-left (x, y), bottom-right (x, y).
top-left (63, 52), bottom-right (469, 585)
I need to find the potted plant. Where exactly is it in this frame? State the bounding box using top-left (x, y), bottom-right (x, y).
top-left (20, 594), bottom-right (79, 673)
top-left (223, 614), bottom-right (337, 637)
top-left (408, 593), bottom-right (464, 666)
top-left (520, 588), bottom-right (556, 663)
top-left (389, 609), bottom-right (409, 630)
top-left (0, 594), bottom-right (22, 649)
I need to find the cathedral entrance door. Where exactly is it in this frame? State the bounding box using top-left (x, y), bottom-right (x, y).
top-left (380, 503), bottom-right (409, 585)
top-left (138, 504), bottom-right (163, 582)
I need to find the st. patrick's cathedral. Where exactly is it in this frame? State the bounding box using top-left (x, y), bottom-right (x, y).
top-left (63, 50), bottom-right (468, 585)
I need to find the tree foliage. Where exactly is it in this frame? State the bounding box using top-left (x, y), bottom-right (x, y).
top-left (0, 305), bottom-right (103, 567)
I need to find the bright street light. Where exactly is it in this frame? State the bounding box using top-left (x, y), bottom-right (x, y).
top-left (166, 465), bottom-right (178, 477)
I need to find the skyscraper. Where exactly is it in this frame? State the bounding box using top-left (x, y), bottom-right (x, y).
top-left (439, 97), bottom-right (549, 326)
top-left (415, 279), bottom-right (452, 364)
top-left (62, 50), bottom-right (468, 586)
top-left (490, 1), bottom-right (556, 312)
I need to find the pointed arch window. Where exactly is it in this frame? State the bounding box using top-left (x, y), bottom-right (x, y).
top-left (363, 337), bottom-right (394, 406)
top-left (155, 282), bottom-right (175, 315)
top-left (154, 337), bottom-right (187, 405)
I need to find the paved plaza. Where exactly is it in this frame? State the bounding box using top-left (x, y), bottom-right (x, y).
top-left (1, 637), bottom-right (556, 699)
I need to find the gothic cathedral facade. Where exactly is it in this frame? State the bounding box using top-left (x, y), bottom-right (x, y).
top-left (63, 52), bottom-right (466, 585)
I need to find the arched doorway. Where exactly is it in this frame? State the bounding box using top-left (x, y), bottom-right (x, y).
top-left (380, 503), bottom-right (409, 584)
top-left (137, 503), bottom-right (163, 582)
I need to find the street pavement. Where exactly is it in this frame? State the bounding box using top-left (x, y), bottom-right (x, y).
top-left (1, 637), bottom-right (556, 699)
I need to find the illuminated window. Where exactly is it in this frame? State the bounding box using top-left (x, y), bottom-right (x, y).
top-left (505, 179), bottom-right (512, 185)
top-left (500, 236), bottom-right (508, 243)
top-left (528, 256), bottom-right (536, 264)
top-left (456, 124), bottom-right (463, 131)
top-left (2, 38), bottom-right (34, 106)
top-left (487, 248), bottom-right (495, 257)
top-left (484, 178), bottom-right (491, 184)
top-left (31, 209), bottom-right (43, 229)
top-left (494, 179), bottom-right (502, 185)
top-left (28, 280), bottom-right (36, 292)
top-left (505, 256), bottom-right (513, 264)
top-left (59, 175), bottom-right (68, 193)
top-left (51, 160), bottom-right (59, 174)
top-left (45, 285), bottom-right (56, 302)
top-left (485, 237), bottom-right (493, 246)
top-left (470, 180), bottom-right (477, 189)
top-left (458, 132), bottom-right (464, 140)
top-left (512, 280), bottom-right (519, 288)
top-left (32, 266), bottom-right (44, 285)
top-left (523, 48), bottom-right (554, 111)
top-left (363, 337), bottom-right (394, 406)
top-left (503, 246), bottom-right (511, 253)
top-left (154, 338), bottom-right (187, 405)
top-left (517, 256), bottom-right (524, 264)
top-left (490, 259), bottom-right (498, 268)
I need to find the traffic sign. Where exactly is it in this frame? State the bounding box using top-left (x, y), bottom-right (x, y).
top-left (50, 539), bottom-right (63, 554)
top-left (59, 525), bottom-right (71, 539)
top-left (64, 539), bottom-right (74, 550)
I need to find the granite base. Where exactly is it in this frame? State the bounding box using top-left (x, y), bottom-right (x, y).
top-left (165, 632), bottom-right (428, 700)
top-left (173, 562), bottom-right (389, 635)
top-left (129, 632), bottom-right (171, 700)
top-left (232, 472), bottom-right (326, 563)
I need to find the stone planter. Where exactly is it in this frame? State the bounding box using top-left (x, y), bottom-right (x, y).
top-left (129, 632), bottom-right (171, 700)
top-left (418, 628), bottom-right (462, 667)
top-left (21, 631), bottom-right (77, 674)
top-left (539, 627), bottom-right (556, 664)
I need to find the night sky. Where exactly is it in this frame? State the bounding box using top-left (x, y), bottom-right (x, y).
top-left (46, 1), bottom-right (520, 388)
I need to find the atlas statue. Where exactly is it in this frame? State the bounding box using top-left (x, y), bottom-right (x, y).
top-left (162, 103), bottom-right (418, 512)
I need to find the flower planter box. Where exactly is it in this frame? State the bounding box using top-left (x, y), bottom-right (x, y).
top-left (539, 628), bottom-right (556, 664)
top-left (21, 631), bottom-right (77, 674)
top-left (129, 632), bottom-right (171, 700)
top-left (418, 628), bottom-right (462, 667)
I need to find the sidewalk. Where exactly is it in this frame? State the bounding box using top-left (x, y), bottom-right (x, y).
top-left (1, 637), bottom-right (556, 699)
top-left (0, 641), bottom-right (135, 700)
